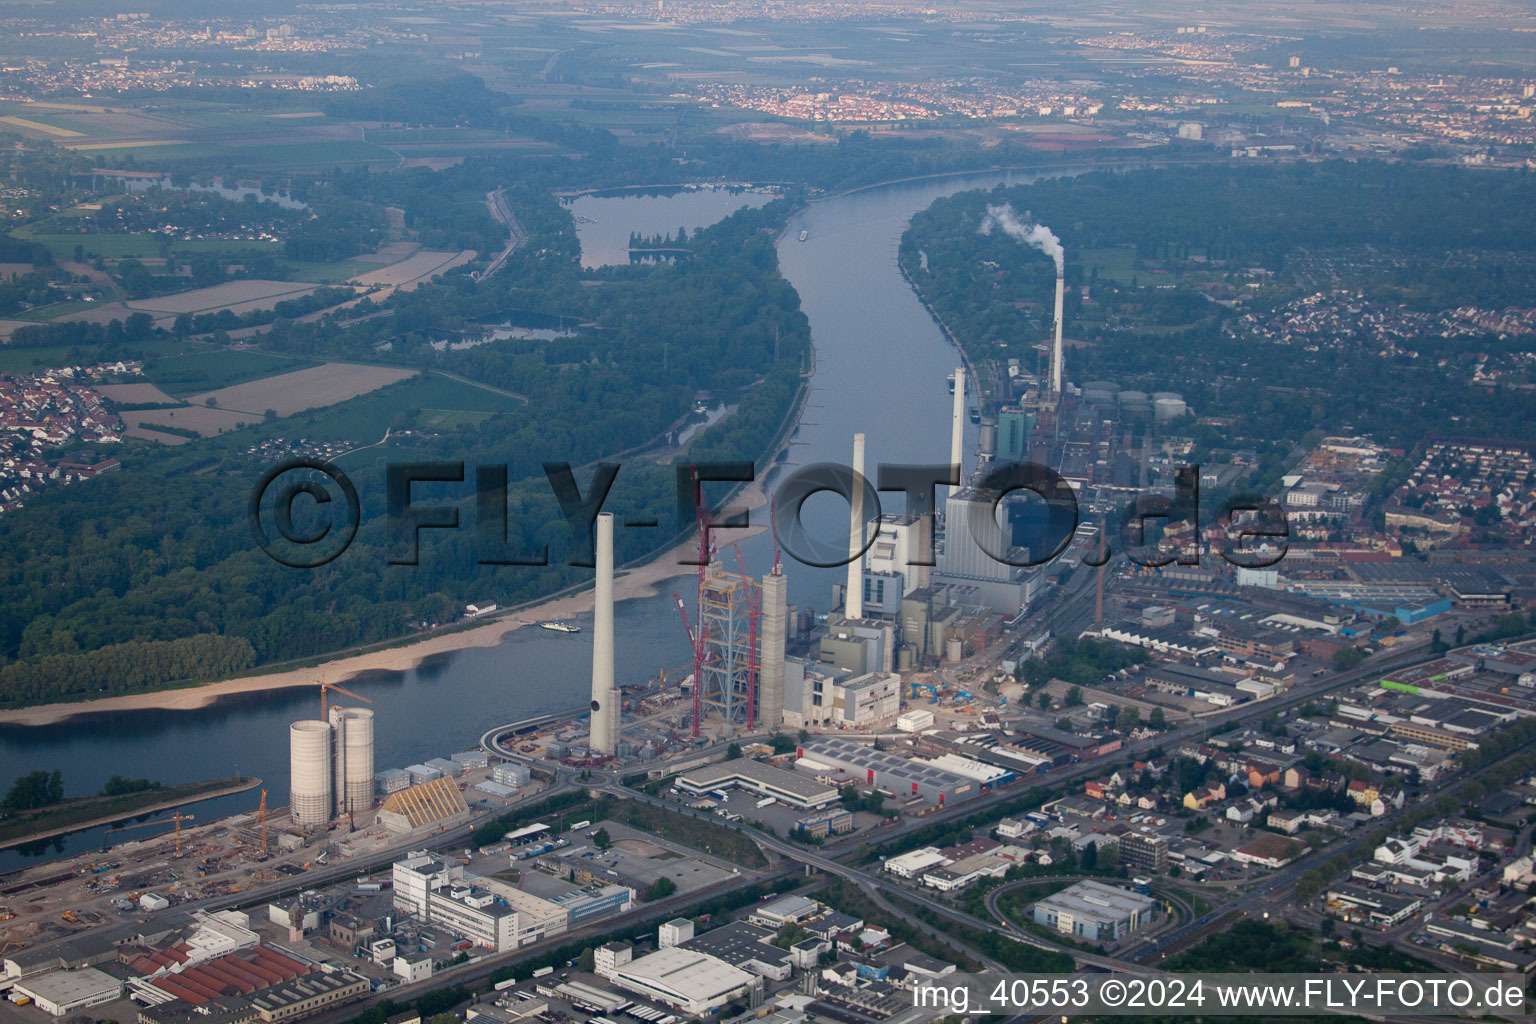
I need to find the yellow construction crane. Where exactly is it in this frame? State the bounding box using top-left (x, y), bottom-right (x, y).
top-left (108, 813), bottom-right (195, 856)
top-left (317, 678), bottom-right (372, 720)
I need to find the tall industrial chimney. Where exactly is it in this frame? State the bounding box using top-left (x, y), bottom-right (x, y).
top-left (844, 433), bottom-right (866, 621)
top-left (759, 568), bottom-right (787, 730)
top-left (1051, 273), bottom-right (1065, 394)
top-left (949, 366), bottom-right (966, 483)
top-left (589, 512), bottom-right (619, 756)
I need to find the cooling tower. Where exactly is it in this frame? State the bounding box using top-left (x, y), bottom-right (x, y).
top-left (289, 720), bottom-right (333, 828)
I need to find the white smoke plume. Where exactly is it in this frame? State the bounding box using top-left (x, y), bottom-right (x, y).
top-left (980, 203), bottom-right (1063, 276)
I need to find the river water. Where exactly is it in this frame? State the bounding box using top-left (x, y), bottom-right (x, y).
top-left (0, 165), bottom-right (1083, 871)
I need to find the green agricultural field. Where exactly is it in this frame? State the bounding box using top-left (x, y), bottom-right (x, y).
top-left (1079, 244), bottom-right (1142, 285)
top-left (171, 239), bottom-right (285, 256)
top-left (0, 336), bottom-right (200, 374)
top-left (279, 259), bottom-right (376, 284)
top-left (146, 349), bottom-right (319, 398)
top-left (364, 126), bottom-right (514, 145)
top-left (21, 232), bottom-right (166, 260)
top-left (74, 142), bottom-right (227, 163)
top-left (0, 343), bottom-right (92, 373)
top-left (418, 407), bottom-right (495, 430)
top-left (15, 299), bottom-right (99, 321)
top-left (294, 372), bottom-right (523, 444)
top-left (18, 232), bottom-right (284, 263)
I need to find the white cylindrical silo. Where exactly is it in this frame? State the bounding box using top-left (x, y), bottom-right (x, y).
top-left (289, 720), bottom-right (333, 827)
top-left (330, 707), bottom-right (374, 817)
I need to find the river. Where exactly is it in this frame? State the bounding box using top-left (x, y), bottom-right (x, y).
top-left (0, 164), bottom-right (1083, 871)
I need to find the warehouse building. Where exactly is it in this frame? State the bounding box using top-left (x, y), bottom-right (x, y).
top-left (882, 847), bottom-right (950, 879)
top-left (912, 753), bottom-right (1015, 789)
top-left (5, 926), bottom-right (137, 980)
top-left (680, 921), bottom-right (794, 980)
top-left (248, 971), bottom-right (369, 1022)
top-left (608, 946), bottom-right (756, 1015)
top-left (1323, 884), bottom-right (1423, 928)
top-left (794, 808), bottom-right (854, 839)
top-left (676, 758), bottom-right (839, 809)
top-left (11, 967), bottom-right (121, 1016)
top-left (1033, 881), bottom-right (1157, 943)
top-left (796, 737), bottom-right (978, 805)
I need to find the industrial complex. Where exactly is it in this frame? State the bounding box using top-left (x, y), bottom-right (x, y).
top-left (4, 299), bottom-right (1535, 1024)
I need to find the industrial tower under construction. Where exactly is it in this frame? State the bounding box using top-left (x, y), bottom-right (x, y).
top-left (674, 472), bottom-right (787, 737)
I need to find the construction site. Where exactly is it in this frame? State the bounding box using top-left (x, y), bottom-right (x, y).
top-left (0, 678), bottom-right (550, 972)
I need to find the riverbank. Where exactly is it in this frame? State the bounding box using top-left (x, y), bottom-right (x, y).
top-left (0, 776), bottom-right (259, 850)
top-left (0, 523), bottom-right (755, 728)
top-left (0, 383), bottom-right (802, 728)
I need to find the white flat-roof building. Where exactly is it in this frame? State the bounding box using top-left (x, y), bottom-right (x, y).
top-left (913, 753), bottom-right (1013, 786)
top-left (676, 759), bottom-right (838, 809)
top-left (609, 946), bottom-right (755, 1015)
top-left (748, 895), bottom-right (821, 929)
top-left (883, 847), bottom-right (951, 879)
top-left (1033, 881), bottom-right (1158, 943)
top-left (13, 967), bottom-right (121, 1016)
top-left (658, 918), bottom-right (695, 948)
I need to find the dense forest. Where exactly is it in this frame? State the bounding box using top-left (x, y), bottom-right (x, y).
top-left (0, 172), bottom-right (811, 705)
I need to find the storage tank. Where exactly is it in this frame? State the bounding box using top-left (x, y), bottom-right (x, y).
top-left (1117, 390), bottom-right (1148, 406)
top-left (1155, 397), bottom-right (1188, 423)
top-left (329, 707), bottom-right (374, 817)
top-left (289, 720), bottom-right (333, 827)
